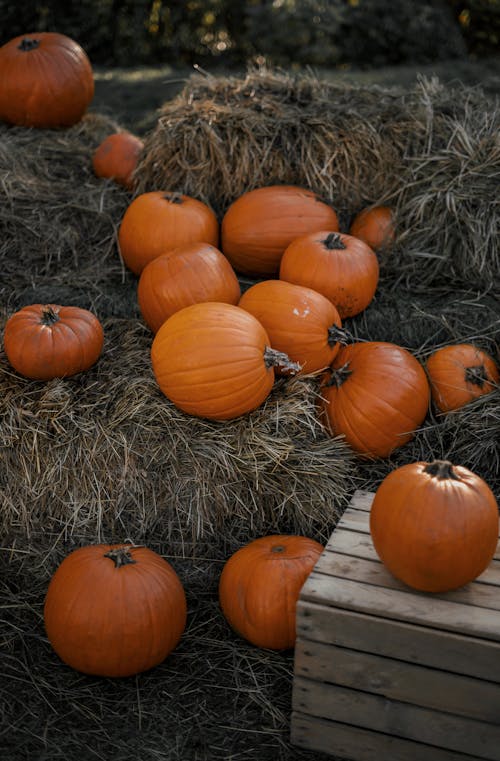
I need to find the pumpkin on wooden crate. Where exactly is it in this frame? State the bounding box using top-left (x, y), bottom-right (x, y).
top-left (320, 341), bottom-right (430, 457)
top-left (0, 32), bottom-right (94, 128)
top-left (221, 185), bottom-right (339, 277)
top-left (118, 191), bottom-right (219, 275)
top-left (219, 535), bottom-right (324, 650)
top-left (238, 279), bottom-right (346, 375)
top-left (280, 231), bottom-right (379, 318)
top-left (426, 343), bottom-right (499, 413)
top-left (3, 303), bottom-right (104, 380)
top-left (92, 131), bottom-right (144, 190)
top-left (370, 461), bottom-right (499, 593)
top-left (349, 205), bottom-right (395, 251)
top-left (44, 543), bottom-right (187, 677)
top-left (138, 242), bottom-right (241, 333)
top-left (151, 302), bottom-right (300, 420)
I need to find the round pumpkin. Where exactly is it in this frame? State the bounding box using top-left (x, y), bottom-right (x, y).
top-left (279, 231), bottom-right (379, 318)
top-left (92, 131), bottom-right (144, 190)
top-left (3, 304), bottom-right (104, 380)
top-left (44, 543), bottom-right (187, 676)
top-left (349, 205), bottom-right (395, 250)
top-left (118, 191), bottom-right (219, 275)
top-left (151, 302), bottom-right (299, 420)
top-left (219, 535), bottom-right (324, 649)
top-left (0, 32), bottom-right (94, 128)
top-left (426, 343), bottom-right (499, 413)
top-left (221, 185), bottom-right (339, 277)
top-left (370, 461), bottom-right (499, 593)
top-left (138, 242), bottom-right (241, 333)
top-left (320, 341), bottom-right (430, 457)
top-left (238, 279), bottom-right (346, 375)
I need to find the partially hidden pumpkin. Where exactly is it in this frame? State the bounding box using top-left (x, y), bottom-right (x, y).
top-left (219, 535), bottom-right (324, 649)
top-left (279, 231), bottom-right (379, 318)
top-left (3, 303), bottom-right (104, 380)
top-left (221, 185), bottom-right (339, 277)
top-left (44, 543), bottom-right (187, 676)
top-left (238, 279), bottom-right (346, 375)
top-left (320, 341), bottom-right (430, 457)
top-left (118, 191), bottom-right (219, 275)
top-left (151, 302), bottom-right (300, 420)
top-left (426, 343), bottom-right (499, 413)
top-left (138, 242), bottom-right (241, 333)
top-left (0, 32), bottom-right (94, 128)
top-left (370, 460), bottom-right (499, 593)
top-left (349, 205), bottom-right (395, 251)
top-left (92, 131), bottom-right (144, 190)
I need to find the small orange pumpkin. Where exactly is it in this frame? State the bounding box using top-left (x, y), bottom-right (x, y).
top-left (92, 131), bottom-right (144, 190)
top-left (370, 460), bottom-right (499, 593)
top-left (44, 543), bottom-right (187, 676)
top-left (279, 231), bottom-right (379, 318)
top-left (118, 191), bottom-right (219, 275)
top-left (3, 304), bottom-right (104, 380)
top-left (219, 535), bottom-right (324, 649)
top-left (426, 343), bottom-right (499, 413)
top-left (350, 205), bottom-right (395, 250)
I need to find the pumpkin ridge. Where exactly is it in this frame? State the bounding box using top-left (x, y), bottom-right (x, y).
top-left (348, 374), bottom-right (428, 428)
top-left (337, 380), bottom-right (402, 449)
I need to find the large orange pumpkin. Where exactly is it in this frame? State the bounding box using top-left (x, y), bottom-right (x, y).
top-left (0, 32), bottom-right (94, 128)
top-left (138, 242), bottom-right (241, 333)
top-left (221, 185), bottom-right (339, 277)
top-left (219, 535), bottom-right (324, 649)
top-left (370, 461), bottom-right (499, 593)
top-left (92, 131), bottom-right (144, 190)
top-left (44, 543), bottom-right (187, 677)
top-left (426, 343), bottom-right (499, 413)
top-left (238, 279), bottom-right (346, 375)
top-left (118, 191), bottom-right (219, 275)
top-left (3, 304), bottom-right (104, 380)
top-left (320, 341), bottom-right (430, 457)
top-left (151, 302), bottom-right (299, 420)
top-left (349, 205), bottom-right (395, 250)
top-left (279, 231), bottom-right (379, 318)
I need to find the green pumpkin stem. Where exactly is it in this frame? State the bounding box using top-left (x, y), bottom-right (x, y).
top-left (464, 364), bottom-right (488, 388)
top-left (322, 232), bottom-right (346, 250)
top-left (327, 325), bottom-right (350, 347)
top-left (264, 346), bottom-right (301, 374)
top-left (18, 38), bottom-right (40, 52)
top-left (424, 460), bottom-right (460, 481)
top-left (40, 306), bottom-right (60, 326)
top-left (104, 547), bottom-right (137, 568)
top-left (323, 361), bottom-right (352, 387)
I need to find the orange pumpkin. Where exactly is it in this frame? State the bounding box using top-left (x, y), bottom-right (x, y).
top-left (350, 205), bottom-right (395, 250)
top-left (118, 191), bottom-right (219, 275)
top-left (92, 131), bottom-right (144, 190)
top-left (370, 460), bottom-right (499, 593)
top-left (238, 279), bottom-right (346, 375)
top-left (138, 242), bottom-right (241, 333)
top-left (3, 304), bottom-right (104, 380)
top-left (151, 302), bottom-right (299, 420)
top-left (0, 32), bottom-right (94, 128)
top-left (44, 544), bottom-right (187, 676)
top-left (426, 343), bottom-right (499, 413)
top-left (279, 231), bottom-right (379, 318)
top-left (221, 185), bottom-right (339, 277)
top-left (219, 535), bottom-right (324, 649)
top-left (320, 341), bottom-right (430, 457)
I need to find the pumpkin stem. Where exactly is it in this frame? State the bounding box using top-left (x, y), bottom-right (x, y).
top-left (464, 364), bottom-right (489, 388)
top-left (323, 361), bottom-right (352, 387)
top-left (424, 460), bottom-right (461, 481)
top-left (104, 547), bottom-right (137, 568)
top-left (40, 306), bottom-right (60, 326)
top-left (264, 346), bottom-right (301, 374)
top-left (18, 38), bottom-right (40, 52)
top-left (327, 325), bottom-right (351, 347)
top-left (271, 545), bottom-right (286, 553)
top-left (322, 232), bottom-right (346, 251)
top-left (163, 192), bottom-right (183, 205)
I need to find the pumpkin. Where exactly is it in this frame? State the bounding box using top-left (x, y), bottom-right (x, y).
top-left (426, 343), bottom-right (499, 413)
top-left (44, 543), bottom-right (187, 676)
top-left (151, 302), bottom-right (300, 420)
top-left (118, 191), bottom-right (219, 275)
top-left (221, 185), bottom-right (339, 277)
top-left (279, 231), bottom-right (379, 318)
top-left (219, 535), bottom-right (324, 649)
top-left (3, 304), bottom-right (104, 380)
top-left (138, 242), bottom-right (241, 333)
top-left (92, 131), bottom-right (144, 190)
top-left (238, 279), bottom-right (346, 375)
top-left (370, 460), bottom-right (499, 593)
top-left (320, 341), bottom-right (430, 457)
top-left (349, 205), bottom-right (395, 250)
top-left (0, 32), bottom-right (94, 128)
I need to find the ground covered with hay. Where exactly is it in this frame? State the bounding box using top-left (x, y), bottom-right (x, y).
top-left (1, 65), bottom-right (499, 760)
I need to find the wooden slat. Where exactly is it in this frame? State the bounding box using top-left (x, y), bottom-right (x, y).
top-left (294, 639), bottom-right (500, 723)
top-left (291, 712), bottom-right (485, 761)
top-left (293, 677), bottom-right (500, 760)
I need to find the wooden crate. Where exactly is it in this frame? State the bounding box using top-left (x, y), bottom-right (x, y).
top-left (291, 489), bottom-right (500, 761)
